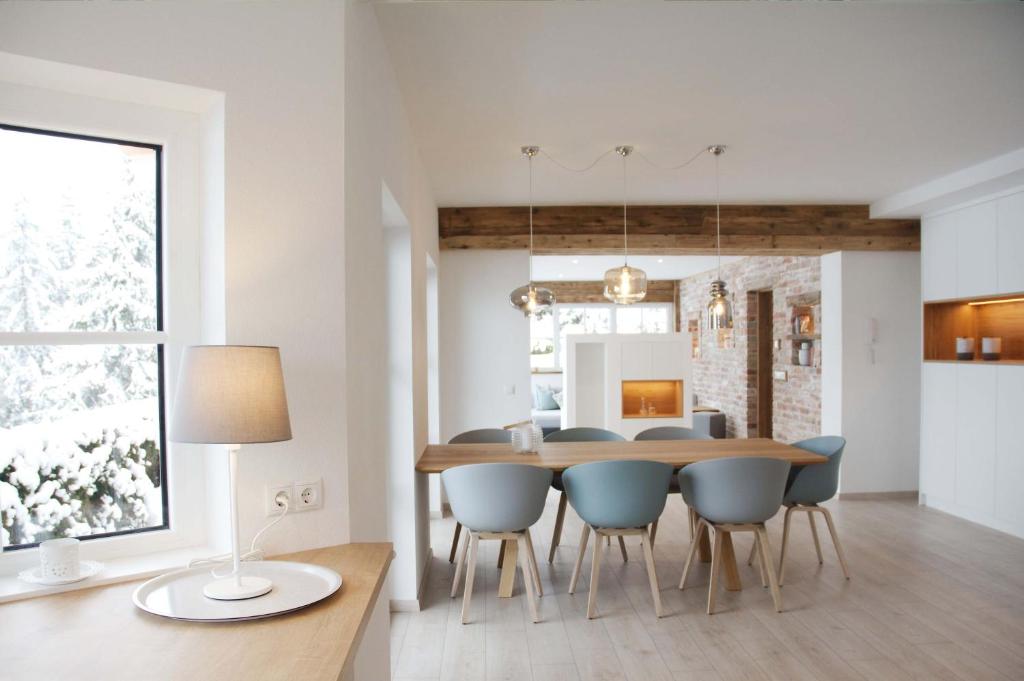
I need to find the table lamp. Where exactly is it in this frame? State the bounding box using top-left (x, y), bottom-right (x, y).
top-left (171, 345), bottom-right (292, 600)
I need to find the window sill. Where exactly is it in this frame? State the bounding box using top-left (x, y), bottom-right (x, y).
top-left (0, 544), bottom-right (218, 604)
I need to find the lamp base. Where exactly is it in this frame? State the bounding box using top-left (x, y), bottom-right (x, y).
top-left (203, 575), bottom-right (273, 600)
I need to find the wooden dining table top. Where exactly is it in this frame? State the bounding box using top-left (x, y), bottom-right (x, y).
top-left (416, 437), bottom-right (826, 473)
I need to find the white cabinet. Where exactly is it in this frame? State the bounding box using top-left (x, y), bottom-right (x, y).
top-left (921, 212), bottom-right (958, 301)
top-left (997, 191), bottom-right (1024, 294)
top-left (920, 362), bottom-right (957, 502)
top-left (954, 364), bottom-right (997, 515)
top-left (995, 366), bottom-right (1024, 528)
top-left (956, 201), bottom-right (999, 299)
top-left (620, 342), bottom-right (652, 380)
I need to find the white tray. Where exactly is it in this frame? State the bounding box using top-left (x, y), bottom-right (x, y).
top-left (132, 560), bottom-right (342, 622)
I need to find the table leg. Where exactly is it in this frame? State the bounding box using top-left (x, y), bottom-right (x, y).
top-left (720, 531), bottom-right (742, 591)
top-left (498, 538), bottom-right (518, 598)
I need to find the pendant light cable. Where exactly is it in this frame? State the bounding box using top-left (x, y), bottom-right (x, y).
top-left (715, 149), bottom-right (721, 279)
top-left (528, 150), bottom-right (534, 283)
top-left (621, 148), bottom-right (628, 265)
top-left (539, 147), bottom-right (616, 174)
top-left (635, 146), bottom-right (707, 172)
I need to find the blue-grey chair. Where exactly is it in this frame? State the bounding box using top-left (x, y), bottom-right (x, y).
top-left (634, 426), bottom-right (713, 544)
top-left (774, 436), bottom-right (850, 584)
top-left (443, 463), bottom-right (552, 624)
top-left (563, 460), bottom-right (673, 619)
top-left (678, 457), bottom-right (791, 614)
top-left (445, 429), bottom-right (513, 564)
top-left (544, 427), bottom-right (626, 564)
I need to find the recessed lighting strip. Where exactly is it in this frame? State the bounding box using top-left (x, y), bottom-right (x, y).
top-left (967, 297), bottom-right (1024, 306)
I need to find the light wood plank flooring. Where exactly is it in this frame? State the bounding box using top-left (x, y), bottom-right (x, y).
top-left (391, 492), bottom-right (1024, 681)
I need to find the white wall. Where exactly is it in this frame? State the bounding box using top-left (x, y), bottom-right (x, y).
top-left (821, 251), bottom-right (922, 495)
top-left (343, 1), bottom-right (438, 608)
top-left (439, 250), bottom-right (532, 440)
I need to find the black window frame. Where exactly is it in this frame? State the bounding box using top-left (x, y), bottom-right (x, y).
top-left (0, 123), bottom-right (170, 551)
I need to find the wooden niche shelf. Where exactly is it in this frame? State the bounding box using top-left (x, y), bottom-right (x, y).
top-left (923, 293), bottom-right (1024, 363)
top-left (621, 380), bottom-right (683, 419)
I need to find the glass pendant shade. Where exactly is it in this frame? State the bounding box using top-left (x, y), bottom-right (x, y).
top-left (510, 284), bottom-right (554, 317)
top-left (603, 264), bottom-right (647, 305)
top-left (706, 279), bottom-right (734, 330)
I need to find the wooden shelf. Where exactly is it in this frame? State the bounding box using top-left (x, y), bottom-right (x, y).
top-left (923, 293), bottom-right (1024, 362)
top-left (621, 379), bottom-right (683, 419)
top-left (923, 359), bottom-right (1024, 366)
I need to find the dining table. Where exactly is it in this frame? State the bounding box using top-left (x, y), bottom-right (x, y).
top-left (416, 437), bottom-right (827, 598)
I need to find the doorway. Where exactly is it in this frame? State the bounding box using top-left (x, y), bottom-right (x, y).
top-left (752, 290), bottom-right (774, 438)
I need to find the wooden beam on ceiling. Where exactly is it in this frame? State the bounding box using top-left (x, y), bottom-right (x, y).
top-left (439, 204), bottom-right (919, 255)
top-left (535, 280), bottom-right (676, 304)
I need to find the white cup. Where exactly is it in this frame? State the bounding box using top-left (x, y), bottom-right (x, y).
top-left (982, 337), bottom-right (1002, 355)
top-left (40, 538), bottom-right (80, 581)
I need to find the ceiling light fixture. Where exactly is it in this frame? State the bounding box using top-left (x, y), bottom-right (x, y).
top-left (706, 145), bottom-right (733, 331)
top-left (509, 146), bottom-right (555, 316)
top-left (604, 145), bottom-right (647, 305)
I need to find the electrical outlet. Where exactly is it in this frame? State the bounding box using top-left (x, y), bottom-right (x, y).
top-left (266, 484), bottom-right (293, 517)
top-left (295, 479), bottom-right (323, 511)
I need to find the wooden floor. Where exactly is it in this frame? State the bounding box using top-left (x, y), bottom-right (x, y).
top-left (391, 492), bottom-right (1024, 681)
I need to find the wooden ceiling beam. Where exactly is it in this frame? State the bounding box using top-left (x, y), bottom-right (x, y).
top-left (439, 204), bottom-right (919, 255)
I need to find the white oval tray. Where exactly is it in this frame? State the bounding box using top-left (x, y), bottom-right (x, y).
top-left (133, 560), bottom-right (342, 622)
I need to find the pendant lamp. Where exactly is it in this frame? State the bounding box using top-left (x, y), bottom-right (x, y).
top-left (509, 146), bottom-right (555, 316)
top-left (706, 145), bottom-right (733, 330)
top-left (603, 146), bottom-right (647, 304)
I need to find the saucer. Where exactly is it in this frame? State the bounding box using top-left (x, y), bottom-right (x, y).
top-left (18, 560), bottom-right (103, 586)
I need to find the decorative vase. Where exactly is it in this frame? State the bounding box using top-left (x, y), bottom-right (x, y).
top-left (981, 337), bottom-right (1002, 361)
top-left (956, 337), bottom-right (975, 361)
top-left (798, 342), bottom-right (811, 366)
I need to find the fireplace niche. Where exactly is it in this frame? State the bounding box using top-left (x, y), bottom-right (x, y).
top-left (621, 380), bottom-right (684, 419)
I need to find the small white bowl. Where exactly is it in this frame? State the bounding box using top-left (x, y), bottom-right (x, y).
top-left (19, 560), bottom-right (103, 586)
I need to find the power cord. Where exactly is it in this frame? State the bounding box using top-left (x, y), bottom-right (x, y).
top-left (188, 491), bottom-right (291, 577)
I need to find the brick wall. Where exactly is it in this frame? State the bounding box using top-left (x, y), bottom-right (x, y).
top-left (678, 256), bottom-right (821, 442)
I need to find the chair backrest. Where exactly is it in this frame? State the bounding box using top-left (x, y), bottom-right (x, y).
top-left (634, 426), bottom-right (712, 441)
top-left (678, 457), bottom-right (791, 524)
top-left (562, 460), bottom-right (673, 529)
top-left (448, 428), bottom-right (512, 445)
top-left (784, 436), bottom-right (845, 505)
top-left (544, 427), bottom-right (625, 442)
top-left (441, 463), bottom-right (552, 532)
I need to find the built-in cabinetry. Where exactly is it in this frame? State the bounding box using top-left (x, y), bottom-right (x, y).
top-left (920, 188), bottom-right (1024, 539)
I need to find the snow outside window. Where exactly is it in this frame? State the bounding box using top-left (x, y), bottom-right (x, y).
top-left (0, 125), bottom-right (167, 551)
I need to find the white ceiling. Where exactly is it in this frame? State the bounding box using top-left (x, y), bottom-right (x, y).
top-left (531, 255), bottom-right (742, 282)
top-left (376, 3), bottom-right (1024, 208)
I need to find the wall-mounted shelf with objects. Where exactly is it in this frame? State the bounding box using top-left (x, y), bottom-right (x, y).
top-left (923, 292), bottom-right (1024, 363)
top-left (621, 380), bottom-right (683, 419)
top-left (787, 291), bottom-right (821, 367)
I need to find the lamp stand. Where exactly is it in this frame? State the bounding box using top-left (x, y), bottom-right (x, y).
top-left (202, 444), bottom-right (274, 600)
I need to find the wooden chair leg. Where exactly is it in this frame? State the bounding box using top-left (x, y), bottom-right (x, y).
top-left (640, 528), bottom-right (664, 618)
top-left (687, 506), bottom-right (695, 539)
top-left (617, 536), bottom-right (628, 562)
top-left (819, 506), bottom-right (851, 580)
top-left (679, 518), bottom-right (703, 590)
top-left (707, 526), bottom-right (723, 615)
top-left (548, 491), bottom-right (568, 563)
top-left (569, 524), bottom-right (591, 594)
top-left (756, 525), bottom-right (783, 612)
top-left (778, 506), bottom-right (796, 586)
top-left (461, 533), bottom-right (479, 624)
top-left (754, 532), bottom-right (768, 588)
top-left (746, 537), bottom-right (758, 566)
top-left (518, 534), bottom-right (540, 623)
top-left (649, 519), bottom-right (659, 547)
top-left (524, 528), bottom-right (543, 597)
top-left (450, 528), bottom-right (469, 598)
top-left (497, 539), bottom-right (506, 569)
top-left (808, 510), bottom-right (824, 564)
top-left (449, 522), bottom-right (462, 563)
top-left (587, 529), bottom-right (605, 619)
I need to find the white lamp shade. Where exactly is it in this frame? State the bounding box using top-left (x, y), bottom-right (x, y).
top-left (171, 345), bottom-right (292, 444)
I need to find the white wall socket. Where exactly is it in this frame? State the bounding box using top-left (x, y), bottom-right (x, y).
top-left (265, 479), bottom-right (323, 517)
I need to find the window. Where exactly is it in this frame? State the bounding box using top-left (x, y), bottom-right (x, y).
top-left (0, 125), bottom-right (166, 551)
top-left (530, 302), bottom-right (674, 370)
